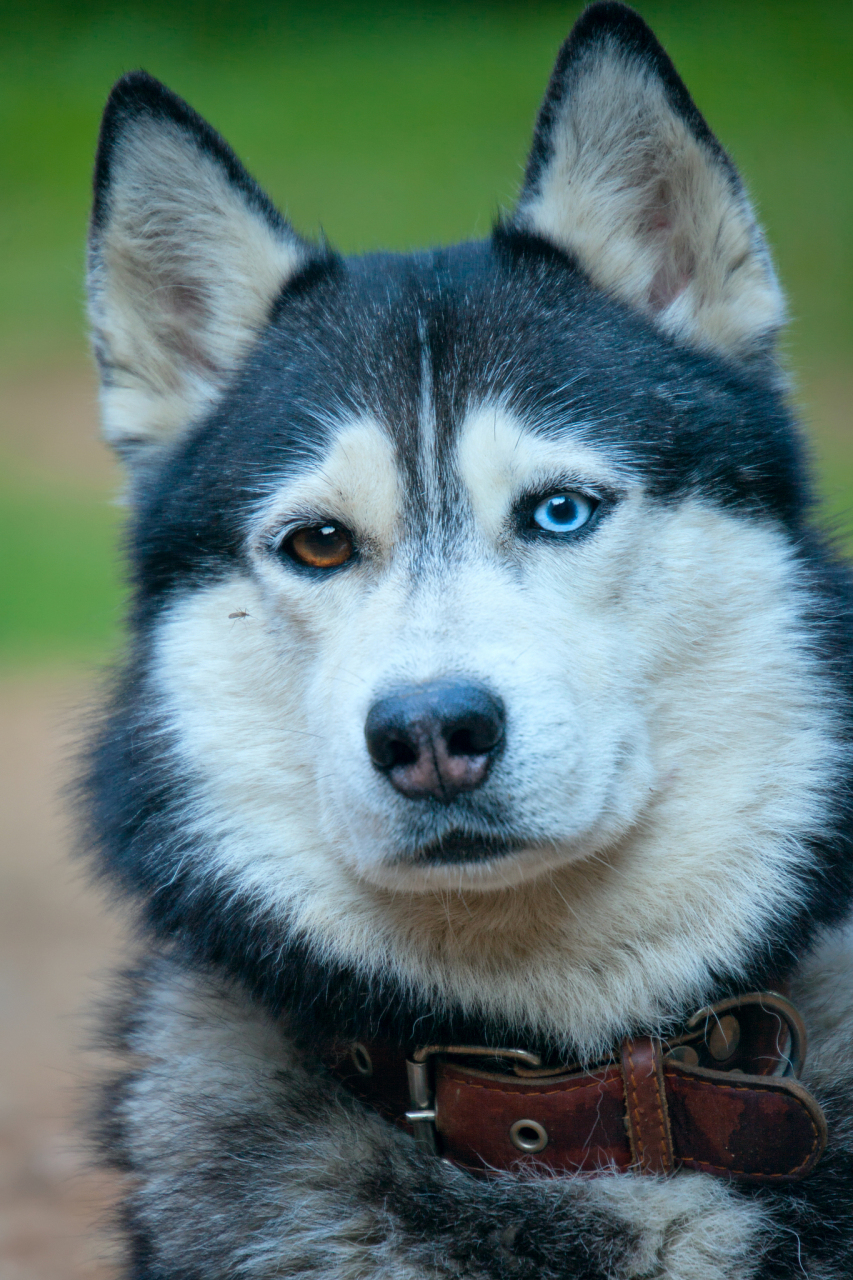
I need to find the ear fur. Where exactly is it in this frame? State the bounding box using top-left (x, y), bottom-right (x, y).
top-left (88, 72), bottom-right (313, 465)
top-left (512, 2), bottom-right (785, 364)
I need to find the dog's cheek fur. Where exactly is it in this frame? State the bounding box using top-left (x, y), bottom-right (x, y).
top-left (98, 953), bottom-right (775, 1280)
top-left (135, 488), bottom-right (842, 1060)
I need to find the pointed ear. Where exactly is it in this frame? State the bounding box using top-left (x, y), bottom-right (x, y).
top-left (511, 2), bottom-right (784, 364)
top-left (88, 72), bottom-right (314, 466)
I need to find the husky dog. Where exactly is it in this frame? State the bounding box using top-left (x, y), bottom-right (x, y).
top-left (84, 3), bottom-right (853, 1277)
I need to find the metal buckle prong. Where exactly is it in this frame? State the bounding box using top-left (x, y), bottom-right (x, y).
top-left (412, 1045), bottom-right (542, 1068)
top-left (406, 1059), bottom-right (432, 1108)
top-left (405, 1045), bottom-right (543, 1156)
top-left (405, 1060), bottom-right (438, 1152)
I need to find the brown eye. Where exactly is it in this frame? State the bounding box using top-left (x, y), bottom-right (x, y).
top-left (282, 523), bottom-right (355, 569)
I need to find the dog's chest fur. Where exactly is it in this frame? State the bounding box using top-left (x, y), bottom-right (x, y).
top-left (103, 935), bottom-right (853, 1280)
top-left (84, 4), bottom-right (853, 1277)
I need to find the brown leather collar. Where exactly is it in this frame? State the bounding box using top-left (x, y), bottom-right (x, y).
top-left (326, 992), bottom-right (827, 1183)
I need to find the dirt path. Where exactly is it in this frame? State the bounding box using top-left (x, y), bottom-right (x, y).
top-left (0, 366), bottom-right (117, 489)
top-left (0, 673), bottom-right (125, 1279)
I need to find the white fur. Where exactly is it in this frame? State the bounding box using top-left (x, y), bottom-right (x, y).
top-left (87, 35), bottom-right (853, 1279)
top-left (88, 116), bottom-right (306, 456)
top-left (515, 41), bottom-right (784, 360)
top-left (114, 956), bottom-right (772, 1280)
top-left (146, 404), bottom-right (841, 1059)
top-left (252, 416), bottom-right (403, 562)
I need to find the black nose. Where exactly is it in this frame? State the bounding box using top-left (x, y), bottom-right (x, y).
top-left (365, 680), bottom-right (505, 803)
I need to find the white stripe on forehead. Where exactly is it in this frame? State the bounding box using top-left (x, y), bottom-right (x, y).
top-left (456, 402), bottom-right (630, 539)
top-left (251, 405), bottom-right (628, 555)
top-left (416, 314), bottom-right (441, 516)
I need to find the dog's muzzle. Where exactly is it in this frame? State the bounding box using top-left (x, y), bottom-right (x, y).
top-left (365, 679), bottom-right (505, 804)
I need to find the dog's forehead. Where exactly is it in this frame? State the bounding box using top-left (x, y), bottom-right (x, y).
top-left (242, 244), bottom-right (637, 528)
top-left (136, 240), bottom-right (802, 601)
top-left (256, 401), bottom-right (622, 544)
top-left (237, 240), bottom-right (799, 521)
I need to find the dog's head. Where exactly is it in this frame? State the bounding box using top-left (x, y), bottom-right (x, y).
top-left (87, 4), bottom-right (852, 1050)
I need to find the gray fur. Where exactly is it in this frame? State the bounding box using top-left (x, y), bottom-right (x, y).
top-left (83, 6), bottom-right (853, 1279)
top-left (100, 953), bottom-right (776, 1280)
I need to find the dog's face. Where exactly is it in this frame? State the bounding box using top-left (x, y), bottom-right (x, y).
top-left (171, 394), bottom-right (650, 895)
top-left (252, 403), bottom-right (652, 892)
top-left (87, 5), bottom-right (847, 1048)
top-left (148, 341), bottom-right (804, 904)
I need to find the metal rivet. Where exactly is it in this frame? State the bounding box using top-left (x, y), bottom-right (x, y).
top-left (708, 1015), bottom-right (740, 1061)
top-left (509, 1119), bottom-right (548, 1153)
top-left (350, 1042), bottom-right (373, 1076)
top-left (666, 1044), bottom-right (700, 1067)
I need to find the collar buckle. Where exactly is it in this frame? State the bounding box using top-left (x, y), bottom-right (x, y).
top-left (405, 1045), bottom-right (543, 1153)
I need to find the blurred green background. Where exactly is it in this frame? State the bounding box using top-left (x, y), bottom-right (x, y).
top-left (1, 0), bottom-right (851, 667)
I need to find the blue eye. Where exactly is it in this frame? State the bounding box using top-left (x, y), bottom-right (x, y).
top-left (532, 492), bottom-right (597, 534)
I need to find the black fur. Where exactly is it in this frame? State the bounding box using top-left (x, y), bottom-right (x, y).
top-left (121, 234), bottom-right (810, 612)
top-left (83, 4), bottom-right (853, 1277)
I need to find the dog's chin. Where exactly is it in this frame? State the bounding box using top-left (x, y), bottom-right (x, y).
top-left (352, 832), bottom-right (595, 894)
top-left (410, 832), bottom-right (529, 865)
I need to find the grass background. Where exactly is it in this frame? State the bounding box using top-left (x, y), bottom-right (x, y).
top-left (1, 0), bottom-right (851, 665)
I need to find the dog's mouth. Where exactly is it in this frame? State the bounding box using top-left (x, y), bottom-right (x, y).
top-left (402, 830), bottom-right (530, 865)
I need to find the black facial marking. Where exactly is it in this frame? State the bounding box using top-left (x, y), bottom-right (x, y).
top-left (124, 227), bottom-right (809, 626)
top-left (88, 8), bottom-right (853, 1075)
